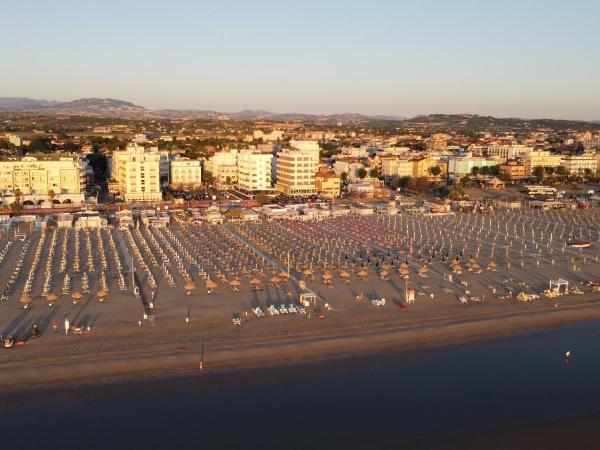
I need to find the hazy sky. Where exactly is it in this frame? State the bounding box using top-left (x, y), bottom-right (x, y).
top-left (2, 0), bottom-right (599, 119)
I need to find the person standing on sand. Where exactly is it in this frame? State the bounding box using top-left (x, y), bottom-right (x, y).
top-left (64, 317), bottom-right (70, 335)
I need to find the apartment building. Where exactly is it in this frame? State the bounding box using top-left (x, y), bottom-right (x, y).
top-left (237, 150), bottom-right (273, 191)
top-left (499, 160), bottom-right (527, 180)
top-left (380, 157), bottom-right (413, 178)
top-left (111, 144), bottom-right (161, 202)
top-left (0, 154), bottom-right (86, 204)
top-left (170, 158), bottom-right (202, 189)
top-left (275, 147), bottom-right (320, 196)
top-left (205, 149), bottom-right (238, 187)
top-left (315, 169), bottom-right (341, 199)
top-left (561, 154), bottom-right (598, 175)
top-left (524, 150), bottom-right (563, 174)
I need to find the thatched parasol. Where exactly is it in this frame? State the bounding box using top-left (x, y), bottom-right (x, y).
top-left (96, 289), bottom-right (109, 300)
top-left (270, 276), bottom-right (282, 285)
top-left (322, 272), bottom-right (333, 281)
top-left (357, 268), bottom-right (368, 279)
top-left (20, 294), bottom-right (32, 307)
top-left (302, 268), bottom-right (313, 277)
top-left (71, 291), bottom-right (83, 302)
top-left (379, 269), bottom-right (390, 279)
top-left (47, 293), bottom-right (58, 305)
top-left (339, 270), bottom-right (351, 278)
top-left (230, 279), bottom-right (241, 287)
top-left (487, 260), bottom-right (498, 271)
top-left (205, 279), bottom-right (218, 290)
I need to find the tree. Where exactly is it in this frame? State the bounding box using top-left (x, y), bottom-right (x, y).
top-left (498, 173), bottom-right (512, 183)
top-left (357, 168), bottom-right (367, 179)
top-left (410, 176), bottom-right (430, 192)
top-left (471, 166), bottom-right (480, 176)
top-left (255, 193), bottom-right (270, 205)
top-left (479, 166), bottom-right (490, 176)
top-left (27, 137), bottom-right (53, 153)
top-left (556, 166), bottom-right (567, 177)
top-left (447, 185), bottom-right (466, 200)
top-left (544, 166), bottom-right (555, 175)
top-left (429, 166), bottom-right (441, 177)
top-left (533, 166), bottom-right (545, 179)
top-left (203, 171), bottom-right (214, 187)
top-left (369, 168), bottom-right (380, 178)
top-left (398, 176), bottom-right (411, 189)
top-left (460, 175), bottom-right (472, 187)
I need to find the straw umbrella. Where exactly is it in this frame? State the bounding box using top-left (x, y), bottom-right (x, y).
top-left (47, 293), bottom-right (58, 307)
top-left (357, 268), bottom-right (368, 280)
top-left (379, 269), bottom-right (390, 280)
top-left (302, 268), bottom-right (313, 279)
top-left (339, 270), bottom-right (351, 283)
top-left (418, 266), bottom-right (429, 277)
top-left (250, 277), bottom-right (261, 290)
top-left (270, 276), bottom-right (281, 286)
top-left (230, 278), bottom-right (241, 292)
top-left (96, 289), bottom-right (109, 301)
top-left (20, 294), bottom-right (32, 309)
top-left (487, 260), bottom-right (498, 271)
top-left (184, 282), bottom-right (196, 296)
top-left (205, 279), bottom-right (217, 293)
top-left (322, 272), bottom-right (333, 284)
top-left (71, 291), bottom-right (83, 304)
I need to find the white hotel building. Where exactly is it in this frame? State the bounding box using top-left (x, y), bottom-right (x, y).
top-left (237, 150), bottom-right (273, 192)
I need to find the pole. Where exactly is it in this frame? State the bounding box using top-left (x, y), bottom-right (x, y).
top-left (287, 251), bottom-right (290, 278)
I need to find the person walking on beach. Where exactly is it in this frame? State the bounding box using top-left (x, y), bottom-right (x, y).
top-left (64, 316), bottom-right (70, 335)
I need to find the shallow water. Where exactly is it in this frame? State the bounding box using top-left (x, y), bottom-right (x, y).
top-left (4, 321), bottom-right (600, 449)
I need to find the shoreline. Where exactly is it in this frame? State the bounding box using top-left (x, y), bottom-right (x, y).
top-left (2, 299), bottom-right (600, 406)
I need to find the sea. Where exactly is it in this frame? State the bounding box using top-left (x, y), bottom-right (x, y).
top-left (3, 321), bottom-right (600, 449)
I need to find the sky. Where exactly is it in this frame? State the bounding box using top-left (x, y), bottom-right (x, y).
top-left (2, 0), bottom-right (599, 120)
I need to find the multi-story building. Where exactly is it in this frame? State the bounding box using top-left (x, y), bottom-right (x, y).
top-left (111, 144), bottom-right (161, 202)
top-left (275, 147), bottom-right (320, 196)
top-left (380, 157), bottom-right (413, 178)
top-left (499, 160), bottom-right (527, 180)
top-left (170, 158), bottom-right (202, 189)
top-left (6, 134), bottom-right (23, 147)
top-left (0, 154), bottom-right (87, 204)
top-left (315, 169), bottom-right (341, 199)
top-left (561, 154), bottom-right (598, 175)
top-left (237, 150), bottom-right (273, 192)
top-left (252, 129), bottom-right (284, 142)
top-left (411, 156), bottom-right (440, 178)
top-left (487, 145), bottom-right (532, 160)
top-left (524, 150), bottom-right (563, 174)
top-left (205, 149), bottom-right (238, 187)
top-left (447, 156), bottom-right (497, 179)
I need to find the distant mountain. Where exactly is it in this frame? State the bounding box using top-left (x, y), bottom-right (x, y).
top-left (0, 97), bottom-right (597, 129)
top-left (0, 97), bottom-right (57, 108)
top-left (0, 97), bottom-right (149, 118)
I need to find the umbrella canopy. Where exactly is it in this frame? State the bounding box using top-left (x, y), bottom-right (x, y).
top-left (302, 268), bottom-right (313, 276)
top-left (71, 291), bottom-right (83, 300)
top-left (400, 262), bottom-right (409, 269)
top-left (205, 280), bottom-right (218, 289)
top-left (230, 279), bottom-right (241, 287)
top-left (379, 269), bottom-right (389, 277)
top-left (20, 294), bottom-right (32, 304)
top-left (322, 272), bottom-right (333, 280)
top-left (184, 282), bottom-right (197, 291)
top-left (339, 270), bottom-right (351, 278)
top-left (278, 271), bottom-right (288, 278)
top-left (249, 277), bottom-right (261, 285)
top-left (96, 289), bottom-right (109, 298)
top-left (46, 293), bottom-right (58, 302)
top-left (357, 268), bottom-right (368, 278)
top-left (270, 276), bottom-right (282, 284)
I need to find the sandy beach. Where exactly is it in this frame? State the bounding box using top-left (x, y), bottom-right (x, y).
top-left (0, 210), bottom-right (599, 397)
